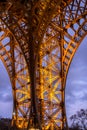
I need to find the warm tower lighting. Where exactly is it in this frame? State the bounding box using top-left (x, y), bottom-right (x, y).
top-left (0, 0), bottom-right (86, 129)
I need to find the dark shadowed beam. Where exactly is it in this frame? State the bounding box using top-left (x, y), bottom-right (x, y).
top-left (27, 1), bottom-right (63, 129)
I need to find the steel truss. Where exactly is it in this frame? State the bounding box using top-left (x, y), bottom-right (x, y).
top-left (0, 0), bottom-right (87, 129)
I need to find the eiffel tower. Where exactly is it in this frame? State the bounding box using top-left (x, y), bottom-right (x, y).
top-left (0, 0), bottom-right (87, 129)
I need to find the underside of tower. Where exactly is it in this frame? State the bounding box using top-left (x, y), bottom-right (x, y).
top-left (0, 0), bottom-right (87, 129)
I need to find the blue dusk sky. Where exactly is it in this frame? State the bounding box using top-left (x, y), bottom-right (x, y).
top-left (0, 36), bottom-right (87, 126)
top-left (0, 60), bottom-right (13, 118)
top-left (65, 36), bottom-right (87, 125)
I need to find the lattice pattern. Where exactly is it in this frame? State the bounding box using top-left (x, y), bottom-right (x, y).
top-left (0, 0), bottom-right (87, 129)
top-left (0, 19), bottom-right (31, 128)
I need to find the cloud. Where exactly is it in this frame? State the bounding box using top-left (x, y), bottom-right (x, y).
top-left (0, 62), bottom-right (12, 92)
top-left (80, 91), bottom-right (87, 100)
top-left (66, 100), bottom-right (87, 117)
top-left (0, 93), bottom-right (13, 102)
top-left (72, 80), bottom-right (87, 85)
top-left (0, 101), bottom-right (13, 118)
top-left (0, 60), bottom-right (13, 118)
top-left (65, 36), bottom-right (87, 126)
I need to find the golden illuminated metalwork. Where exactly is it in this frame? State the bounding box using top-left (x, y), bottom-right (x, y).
top-left (0, 0), bottom-right (87, 129)
top-left (0, 23), bottom-right (31, 128)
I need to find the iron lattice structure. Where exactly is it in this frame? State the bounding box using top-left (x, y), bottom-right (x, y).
top-left (0, 0), bottom-right (87, 129)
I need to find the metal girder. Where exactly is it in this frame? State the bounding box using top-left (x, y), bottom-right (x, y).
top-left (0, 24), bottom-right (31, 128)
top-left (0, 0), bottom-right (87, 130)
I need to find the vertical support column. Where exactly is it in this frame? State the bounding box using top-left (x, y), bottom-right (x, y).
top-left (27, 11), bottom-right (41, 129)
top-left (10, 36), bottom-right (16, 127)
top-left (38, 47), bottom-right (44, 127)
top-left (28, 41), bottom-right (41, 129)
top-left (60, 11), bottom-right (65, 130)
top-left (60, 8), bottom-right (69, 130)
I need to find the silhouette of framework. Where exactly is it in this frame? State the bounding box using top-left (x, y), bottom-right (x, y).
top-left (0, 0), bottom-right (87, 129)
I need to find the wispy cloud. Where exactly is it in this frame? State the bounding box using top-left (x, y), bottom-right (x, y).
top-left (72, 80), bottom-right (87, 85)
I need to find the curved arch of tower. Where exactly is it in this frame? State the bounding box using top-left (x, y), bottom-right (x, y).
top-left (0, 0), bottom-right (87, 129)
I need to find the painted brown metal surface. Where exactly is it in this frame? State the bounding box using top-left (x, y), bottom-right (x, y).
top-left (0, 0), bottom-right (87, 129)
